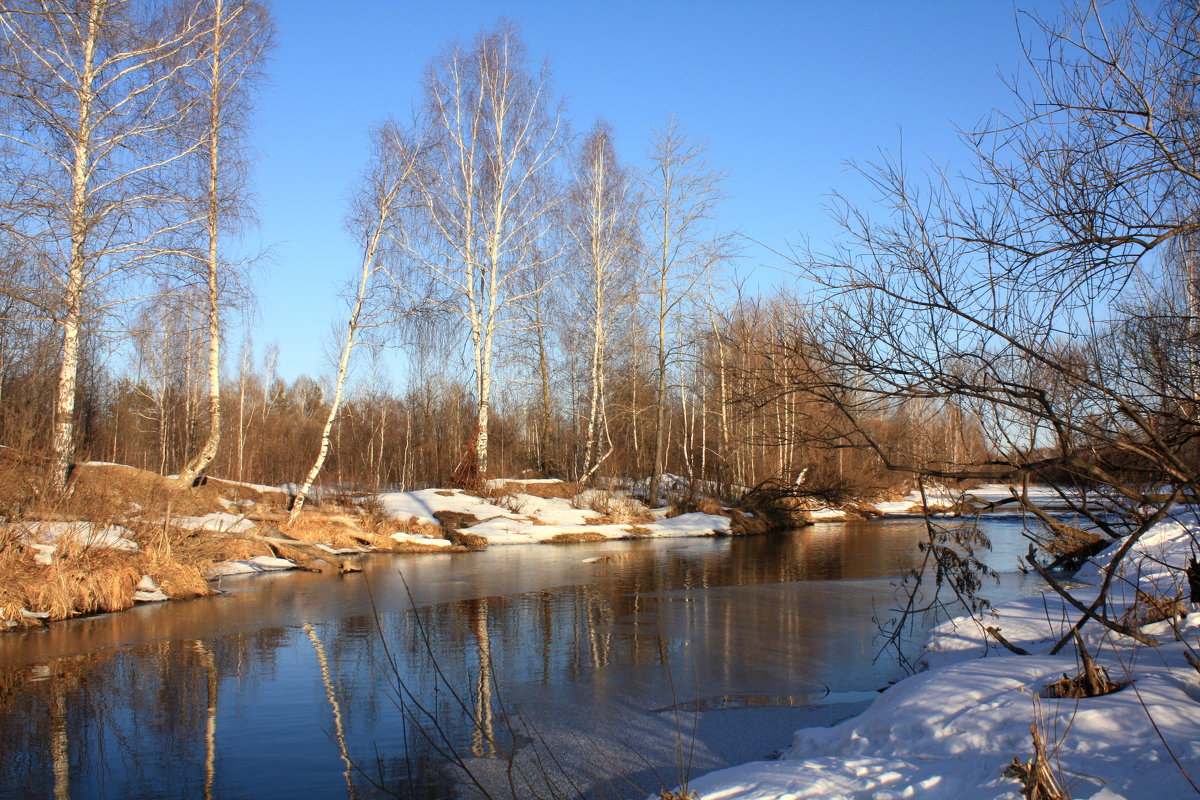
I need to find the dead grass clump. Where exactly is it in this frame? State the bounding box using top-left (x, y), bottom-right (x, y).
top-left (393, 516), bottom-right (447, 539)
top-left (732, 485), bottom-right (811, 533)
top-left (1040, 670), bottom-right (1128, 699)
top-left (1039, 638), bottom-right (1128, 699)
top-left (575, 490), bottom-right (654, 525)
top-left (283, 514), bottom-right (369, 549)
top-left (549, 531), bottom-right (608, 543)
top-left (624, 525), bottom-right (654, 537)
top-left (442, 528), bottom-right (488, 550)
top-left (1119, 590), bottom-right (1187, 628)
top-left (494, 479), bottom-right (581, 500)
top-left (9, 545), bottom-right (142, 624)
top-left (1004, 722), bottom-right (1071, 800)
top-left (729, 510), bottom-right (771, 536)
top-left (67, 462), bottom-right (223, 517)
top-left (132, 529), bottom-right (217, 599)
top-left (377, 537), bottom-right (467, 553)
top-left (351, 493), bottom-right (401, 536)
top-left (1037, 520), bottom-right (1109, 571)
top-left (667, 494), bottom-right (724, 518)
top-left (434, 510), bottom-right (483, 529)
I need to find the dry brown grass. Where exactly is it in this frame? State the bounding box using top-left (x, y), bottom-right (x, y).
top-left (443, 528), bottom-right (488, 550)
top-left (377, 538), bottom-right (466, 553)
top-left (1, 540), bottom-right (141, 627)
top-left (624, 525), bottom-right (654, 537)
top-left (434, 510), bottom-right (483, 529)
top-left (203, 476), bottom-right (290, 510)
top-left (132, 526), bottom-right (219, 599)
top-left (283, 513), bottom-right (372, 549)
top-left (575, 490), bottom-right (654, 525)
top-left (728, 510), bottom-right (771, 536)
top-left (666, 493), bottom-right (726, 519)
top-left (393, 516), bottom-right (448, 538)
top-left (1119, 590), bottom-right (1187, 628)
top-left (68, 462), bottom-right (223, 517)
top-left (548, 531), bottom-right (608, 543)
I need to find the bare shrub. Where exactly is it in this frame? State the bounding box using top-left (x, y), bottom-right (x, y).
top-left (574, 489), bottom-right (653, 525)
top-left (1040, 636), bottom-right (1128, 700)
top-left (667, 493), bottom-right (724, 518)
top-left (1004, 720), bottom-right (1071, 800)
top-left (1119, 591), bottom-right (1188, 629)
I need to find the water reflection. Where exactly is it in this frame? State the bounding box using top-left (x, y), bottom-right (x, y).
top-left (0, 520), bottom-right (1041, 799)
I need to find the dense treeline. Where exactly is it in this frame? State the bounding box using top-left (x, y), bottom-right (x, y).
top-left (0, 293), bottom-right (981, 494)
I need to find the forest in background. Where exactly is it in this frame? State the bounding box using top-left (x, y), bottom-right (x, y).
top-left (0, 1), bottom-right (980, 502)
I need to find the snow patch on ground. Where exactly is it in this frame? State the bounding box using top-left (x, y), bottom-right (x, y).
top-left (378, 488), bottom-right (511, 526)
top-left (389, 532), bottom-right (454, 548)
top-left (461, 511), bottom-right (730, 545)
top-left (174, 512), bottom-right (255, 533)
top-left (806, 506), bottom-right (848, 520)
top-left (11, 521), bottom-right (139, 553)
top-left (206, 555), bottom-right (298, 577)
top-left (872, 500), bottom-right (918, 515)
top-left (378, 487), bottom-right (730, 544)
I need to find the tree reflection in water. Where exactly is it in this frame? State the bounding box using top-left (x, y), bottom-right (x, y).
top-left (0, 520), bottom-right (1037, 799)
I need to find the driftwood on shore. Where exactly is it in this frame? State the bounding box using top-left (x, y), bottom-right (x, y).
top-left (212, 528), bottom-right (363, 573)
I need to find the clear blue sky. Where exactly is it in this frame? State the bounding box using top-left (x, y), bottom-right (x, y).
top-left (247, 0), bottom-right (1056, 382)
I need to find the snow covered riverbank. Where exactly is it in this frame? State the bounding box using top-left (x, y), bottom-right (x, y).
top-left (679, 513), bottom-right (1200, 799)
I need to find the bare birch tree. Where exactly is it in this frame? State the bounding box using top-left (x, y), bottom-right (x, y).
top-left (406, 22), bottom-right (564, 477)
top-left (0, 0), bottom-right (209, 486)
top-left (174, 0), bottom-right (272, 487)
top-left (641, 118), bottom-right (734, 505)
top-left (289, 123), bottom-right (419, 522)
top-left (562, 120), bottom-right (640, 481)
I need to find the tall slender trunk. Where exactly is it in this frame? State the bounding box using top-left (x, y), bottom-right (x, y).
top-left (290, 214), bottom-right (387, 522)
top-left (648, 268), bottom-right (669, 507)
top-left (177, 0), bottom-right (227, 486)
top-left (51, 2), bottom-right (101, 488)
top-left (536, 316), bottom-right (552, 470)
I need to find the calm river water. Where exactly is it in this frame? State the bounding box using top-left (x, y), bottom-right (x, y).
top-left (0, 517), bottom-right (1043, 799)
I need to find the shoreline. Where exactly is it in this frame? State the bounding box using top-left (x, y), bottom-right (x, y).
top-left (0, 476), bottom-right (1067, 631)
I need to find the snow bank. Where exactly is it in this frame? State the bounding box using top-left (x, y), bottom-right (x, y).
top-left (806, 506), bottom-right (848, 520)
top-left (174, 512), bottom-right (255, 534)
top-left (681, 516), bottom-right (1200, 800)
top-left (378, 488), bottom-right (512, 526)
top-left (389, 532), bottom-right (454, 548)
top-left (378, 487), bottom-right (730, 545)
top-left (206, 555), bottom-right (298, 577)
top-left (461, 511), bottom-right (730, 545)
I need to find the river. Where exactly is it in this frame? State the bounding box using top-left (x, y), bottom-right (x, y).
top-left (0, 516), bottom-right (1044, 799)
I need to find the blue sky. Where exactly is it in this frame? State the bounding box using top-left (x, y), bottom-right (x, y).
top-left (247, 0), bottom-right (1056, 381)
